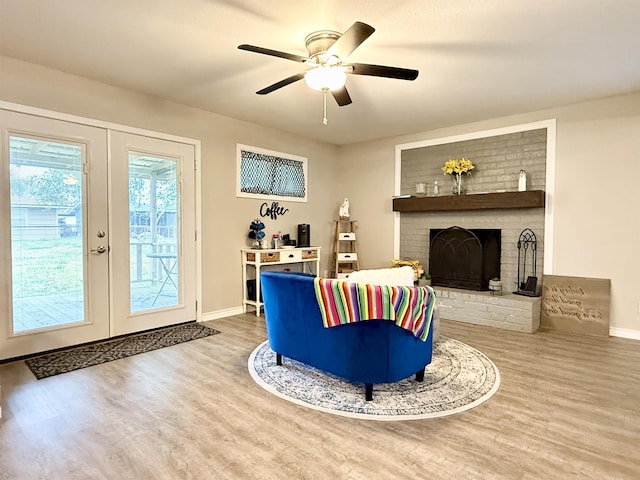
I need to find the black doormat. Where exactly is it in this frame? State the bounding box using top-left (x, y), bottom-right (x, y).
top-left (25, 322), bottom-right (221, 380)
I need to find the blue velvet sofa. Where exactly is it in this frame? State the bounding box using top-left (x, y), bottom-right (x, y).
top-left (260, 271), bottom-right (434, 400)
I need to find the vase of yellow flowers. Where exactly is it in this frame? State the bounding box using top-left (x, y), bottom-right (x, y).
top-left (442, 157), bottom-right (475, 195)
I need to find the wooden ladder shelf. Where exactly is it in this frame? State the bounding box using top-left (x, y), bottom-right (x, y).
top-left (332, 220), bottom-right (360, 279)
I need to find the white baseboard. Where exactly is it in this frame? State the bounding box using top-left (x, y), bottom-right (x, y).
top-left (201, 306), bottom-right (245, 322)
top-left (609, 327), bottom-right (640, 341)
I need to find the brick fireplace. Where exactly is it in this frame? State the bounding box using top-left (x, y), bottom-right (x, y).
top-left (395, 127), bottom-right (548, 332)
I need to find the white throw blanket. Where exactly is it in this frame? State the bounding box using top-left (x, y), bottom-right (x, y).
top-left (348, 266), bottom-right (415, 286)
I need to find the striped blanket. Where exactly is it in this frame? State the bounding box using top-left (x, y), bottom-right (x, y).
top-left (313, 278), bottom-right (435, 341)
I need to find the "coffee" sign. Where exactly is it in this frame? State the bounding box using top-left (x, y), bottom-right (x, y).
top-left (259, 201), bottom-right (289, 220)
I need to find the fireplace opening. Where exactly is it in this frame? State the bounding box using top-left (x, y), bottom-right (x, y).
top-left (429, 227), bottom-right (501, 290)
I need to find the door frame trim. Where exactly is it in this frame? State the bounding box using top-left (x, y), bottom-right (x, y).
top-left (0, 100), bottom-right (203, 323)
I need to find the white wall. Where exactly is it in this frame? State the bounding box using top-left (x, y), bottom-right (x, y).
top-left (338, 91), bottom-right (640, 337)
top-left (0, 55), bottom-right (341, 317)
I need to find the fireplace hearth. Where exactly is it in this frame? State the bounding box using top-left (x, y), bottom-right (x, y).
top-left (429, 227), bottom-right (501, 290)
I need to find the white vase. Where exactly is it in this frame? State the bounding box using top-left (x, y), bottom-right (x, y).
top-left (489, 279), bottom-right (502, 295)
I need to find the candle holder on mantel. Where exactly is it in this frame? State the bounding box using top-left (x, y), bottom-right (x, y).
top-left (514, 228), bottom-right (540, 296)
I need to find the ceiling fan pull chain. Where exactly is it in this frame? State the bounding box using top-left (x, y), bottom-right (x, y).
top-left (322, 89), bottom-right (328, 125)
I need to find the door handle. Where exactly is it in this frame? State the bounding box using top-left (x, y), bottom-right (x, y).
top-left (91, 245), bottom-right (107, 254)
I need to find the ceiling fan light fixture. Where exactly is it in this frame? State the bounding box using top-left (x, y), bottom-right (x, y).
top-left (304, 66), bottom-right (347, 92)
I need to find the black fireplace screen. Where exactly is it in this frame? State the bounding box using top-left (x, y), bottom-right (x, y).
top-left (429, 227), bottom-right (501, 290)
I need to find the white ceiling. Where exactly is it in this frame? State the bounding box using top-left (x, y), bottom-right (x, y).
top-left (1, 0), bottom-right (639, 145)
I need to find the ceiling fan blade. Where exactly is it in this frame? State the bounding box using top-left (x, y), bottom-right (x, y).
top-left (238, 44), bottom-right (309, 63)
top-left (331, 86), bottom-right (352, 106)
top-left (348, 63), bottom-right (419, 81)
top-left (256, 73), bottom-right (305, 95)
top-left (326, 21), bottom-right (375, 60)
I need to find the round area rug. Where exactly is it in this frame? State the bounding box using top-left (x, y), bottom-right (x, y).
top-left (248, 336), bottom-right (500, 421)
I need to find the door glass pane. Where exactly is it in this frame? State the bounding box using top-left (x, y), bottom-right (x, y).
top-left (129, 153), bottom-right (179, 312)
top-left (9, 135), bottom-right (85, 332)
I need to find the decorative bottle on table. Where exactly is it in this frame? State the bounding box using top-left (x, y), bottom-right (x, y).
top-left (339, 198), bottom-right (350, 220)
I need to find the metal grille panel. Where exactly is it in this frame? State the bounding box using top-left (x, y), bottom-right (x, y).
top-left (240, 149), bottom-right (305, 198)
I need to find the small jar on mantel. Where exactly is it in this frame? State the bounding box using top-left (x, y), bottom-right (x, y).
top-left (518, 170), bottom-right (527, 192)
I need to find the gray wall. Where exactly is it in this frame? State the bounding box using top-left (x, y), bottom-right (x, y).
top-left (400, 129), bottom-right (547, 196)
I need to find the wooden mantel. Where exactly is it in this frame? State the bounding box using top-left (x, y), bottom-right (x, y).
top-left (393, 190), bottom-right (545, 213)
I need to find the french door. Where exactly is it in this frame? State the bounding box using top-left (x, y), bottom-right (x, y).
top-left (109, 131), bottom-right (196, 336)
top-left (0, 109), bottom-right (197, 360)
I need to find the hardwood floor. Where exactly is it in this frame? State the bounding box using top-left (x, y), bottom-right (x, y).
top-left (1, 314), bottom-right (639, 480)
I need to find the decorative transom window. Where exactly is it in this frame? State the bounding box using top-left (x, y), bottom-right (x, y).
top-left (237, 144), bottom-right (307, 202)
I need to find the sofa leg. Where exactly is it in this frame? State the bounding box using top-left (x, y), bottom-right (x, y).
top-left (415, 367), bottom-right (425, 382)
top-left (365, 383), bottom-right (373, 401)
top-left (276, 353), bottom-right (282, 366)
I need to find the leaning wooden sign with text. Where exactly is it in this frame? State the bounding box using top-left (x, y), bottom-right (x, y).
top-left (540, 275), bottom-right (610, 337)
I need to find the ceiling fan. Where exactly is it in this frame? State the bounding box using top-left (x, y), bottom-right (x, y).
top-left (238, 21), bottom-right (419, 124)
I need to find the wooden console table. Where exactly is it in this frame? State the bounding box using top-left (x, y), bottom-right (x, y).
top-left (241, 247), bottom-right (321, 316)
